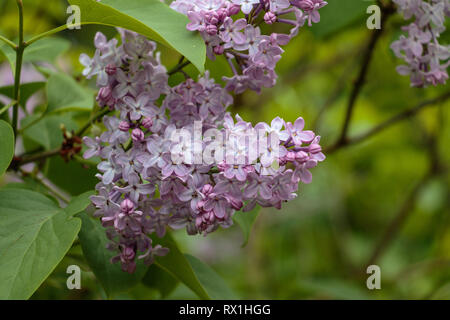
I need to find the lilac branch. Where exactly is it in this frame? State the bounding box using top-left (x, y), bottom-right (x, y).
top-left (333, 3), bottom-right (395, 149)
top-left (325, 91), bottom-right (450, 154)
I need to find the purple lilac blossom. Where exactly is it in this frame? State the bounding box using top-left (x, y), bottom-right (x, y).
top-left (170, 0), bottom-right (328, 94)
top-left (81, 30), bottom-right (325, 273)
top-left (391, 0), bottom-right (450, 87)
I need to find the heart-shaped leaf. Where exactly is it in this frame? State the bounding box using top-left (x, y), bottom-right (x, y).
top-left (0, 189), bottom-right (81, 299)
top-left (233, 207), bottom-right (261, 247)
top-left (0, 82), bottom-right (46, 108)
top-left (152, 233), bottom-right (210, 299)
top-left (68, 0), bottom-right (206, 73)
top-left (185, 254), bottom-right (237, 300)
top-left (47, 73), bottom-right (94, 113)
top-left (0, 37), bottom-right (70, 74)
top-left (77, 211), bottom-right (148, 297)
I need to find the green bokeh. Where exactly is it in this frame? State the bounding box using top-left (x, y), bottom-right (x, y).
top-left (0, 0), bottom-right (449, 300)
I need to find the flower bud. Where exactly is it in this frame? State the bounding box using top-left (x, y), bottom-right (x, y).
top-left (309, 144), bottom-right (322, 154)
top-left (264, 12), bottom-right (277, 25)
top-left (206, 24), bottom-right (218, 35)
top-left (120, 199), bottom-right (135, 214)
top-left (97, 86), bottom-right (112, 100)
top-left (218, 162), bottom-right (228, 171)
top-left (132, 128), bottom-right (145, 142)
top-left (230, 198), bottom-right (243, 210)
top-left (227, 4), bottom-right (241, 16)
top-left (206, 11), bottom-right (219, 25)
top-left (196, 200), bottom-right (205, 211)
top-left (286, 151), bottom-right (296, 162)
top-left (216, 8), bottom-right (228, 21)
top-left (142, 117), bottom-right (153, 129)
top-left (105, 64), bottom-right (117, 75)
top-left (295, 151), bottom-right (309, 163)
top-left (195, 216), bottom-right (204, 228)
top-left (122, 247), bottom-right (136, 260)
top-left (202, 184), bottom-right (214, 195)
top-left (213, 45), bottom-right (224, 55)
top-left (119, 121), bottom-right (131, 132)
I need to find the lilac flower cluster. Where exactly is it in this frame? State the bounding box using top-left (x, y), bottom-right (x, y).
top-left (391, 0), bottom-right (450, 87)
top-left (81, 30), bottom-right (324, 273)
top-left (170, 0), bottom-right (327, 93)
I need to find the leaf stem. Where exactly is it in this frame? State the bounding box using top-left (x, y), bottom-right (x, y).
top-left (76, 107), bottom-right (112, 137)
top-left (19, 169), bottom-right (71, 204)
top-left (0, 34), bottom-right (17, 50)
top-left (25, 22), bottom-right (82, 47)
top-left (0, 100), bottom-right (17, 117)
top-left (12, 0), bottom-right (25, 145)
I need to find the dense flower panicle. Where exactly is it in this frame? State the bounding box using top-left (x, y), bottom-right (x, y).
top-left (170, 0), bottom-right (327, 94)
top-left (81, 30), bottom-right (325, 273)
top-left (391, 0), bottom-right (450, 87)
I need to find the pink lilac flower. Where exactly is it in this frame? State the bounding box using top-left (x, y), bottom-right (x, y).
top-left (81, 29), bottom-right (325, 273)
top-left (391, 0), bottom-right (449, 87)
top-left (170, 0), bottom-right (328, 94)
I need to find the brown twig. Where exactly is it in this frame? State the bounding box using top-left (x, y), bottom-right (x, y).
top-left (366, 172), bottom-right (433, 267)
top-left (332, 3), bottom-right (395, 149)
top-left (168, 60), bottom-right (191, 76)
top-left (9, 107), bottom-right (113, 170)
top-left (325, 91), bottom-right (450, 154)
top-left (365, 114), bottom-right (446, 267)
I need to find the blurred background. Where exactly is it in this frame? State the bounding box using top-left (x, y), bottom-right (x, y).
top-left (1, 0), bottom-right (449, 299)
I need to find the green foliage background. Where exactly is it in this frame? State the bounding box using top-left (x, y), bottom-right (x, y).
top-left (0, 0), bottom-right (449, 300)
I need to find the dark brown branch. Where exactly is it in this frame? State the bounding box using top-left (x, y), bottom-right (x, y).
top-left (168, 60), bottom-right (191, 76)
top-left (325, 91), bottom-right (450, 154)
top-left (10, 108), bottom-right (113, 170)
top-left (366, 172), bottom-right (432, 267)
top-left (366, 115), bottom-right (446, 267)
top-left (352, 91), bottom-right (450, 146)
top-left (12, 149), bottom-right (61, 168)
top-left (334, 4), bottom-right (395, 148)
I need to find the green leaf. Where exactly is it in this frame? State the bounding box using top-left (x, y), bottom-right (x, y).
top-left (311, 0), bottom-right (375, 38)
top-left (68, 0), bottom-right (206, 73)
top-left (152, 233), bottom-right (210, 299)
top-left (47, 73), bottom-right (94, 113)
top-left (21, 114), bottom-right (78, 150)
top-left (0, 37), bottom-right (70, 73)
top-left (0, 189), bottom-right (81, 299)
top-left (233, 207), bottom-right (261, 247)
top-left (77, 211), bottom-right (148, 297)
top-left (45, 157), bottom-right (99, 196)
top-left (142, 263), bottom-right (179, 298)
top-left (185, 254), bottom-right (237, 300)
top-left (1, 181), bottom-right (47, 194)
top-left (64, 191), bottom-right (95, 217)
top-left (0, 82), bottom-right (46, 108)
top-left (0, 120), bottom-right (14, 176)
